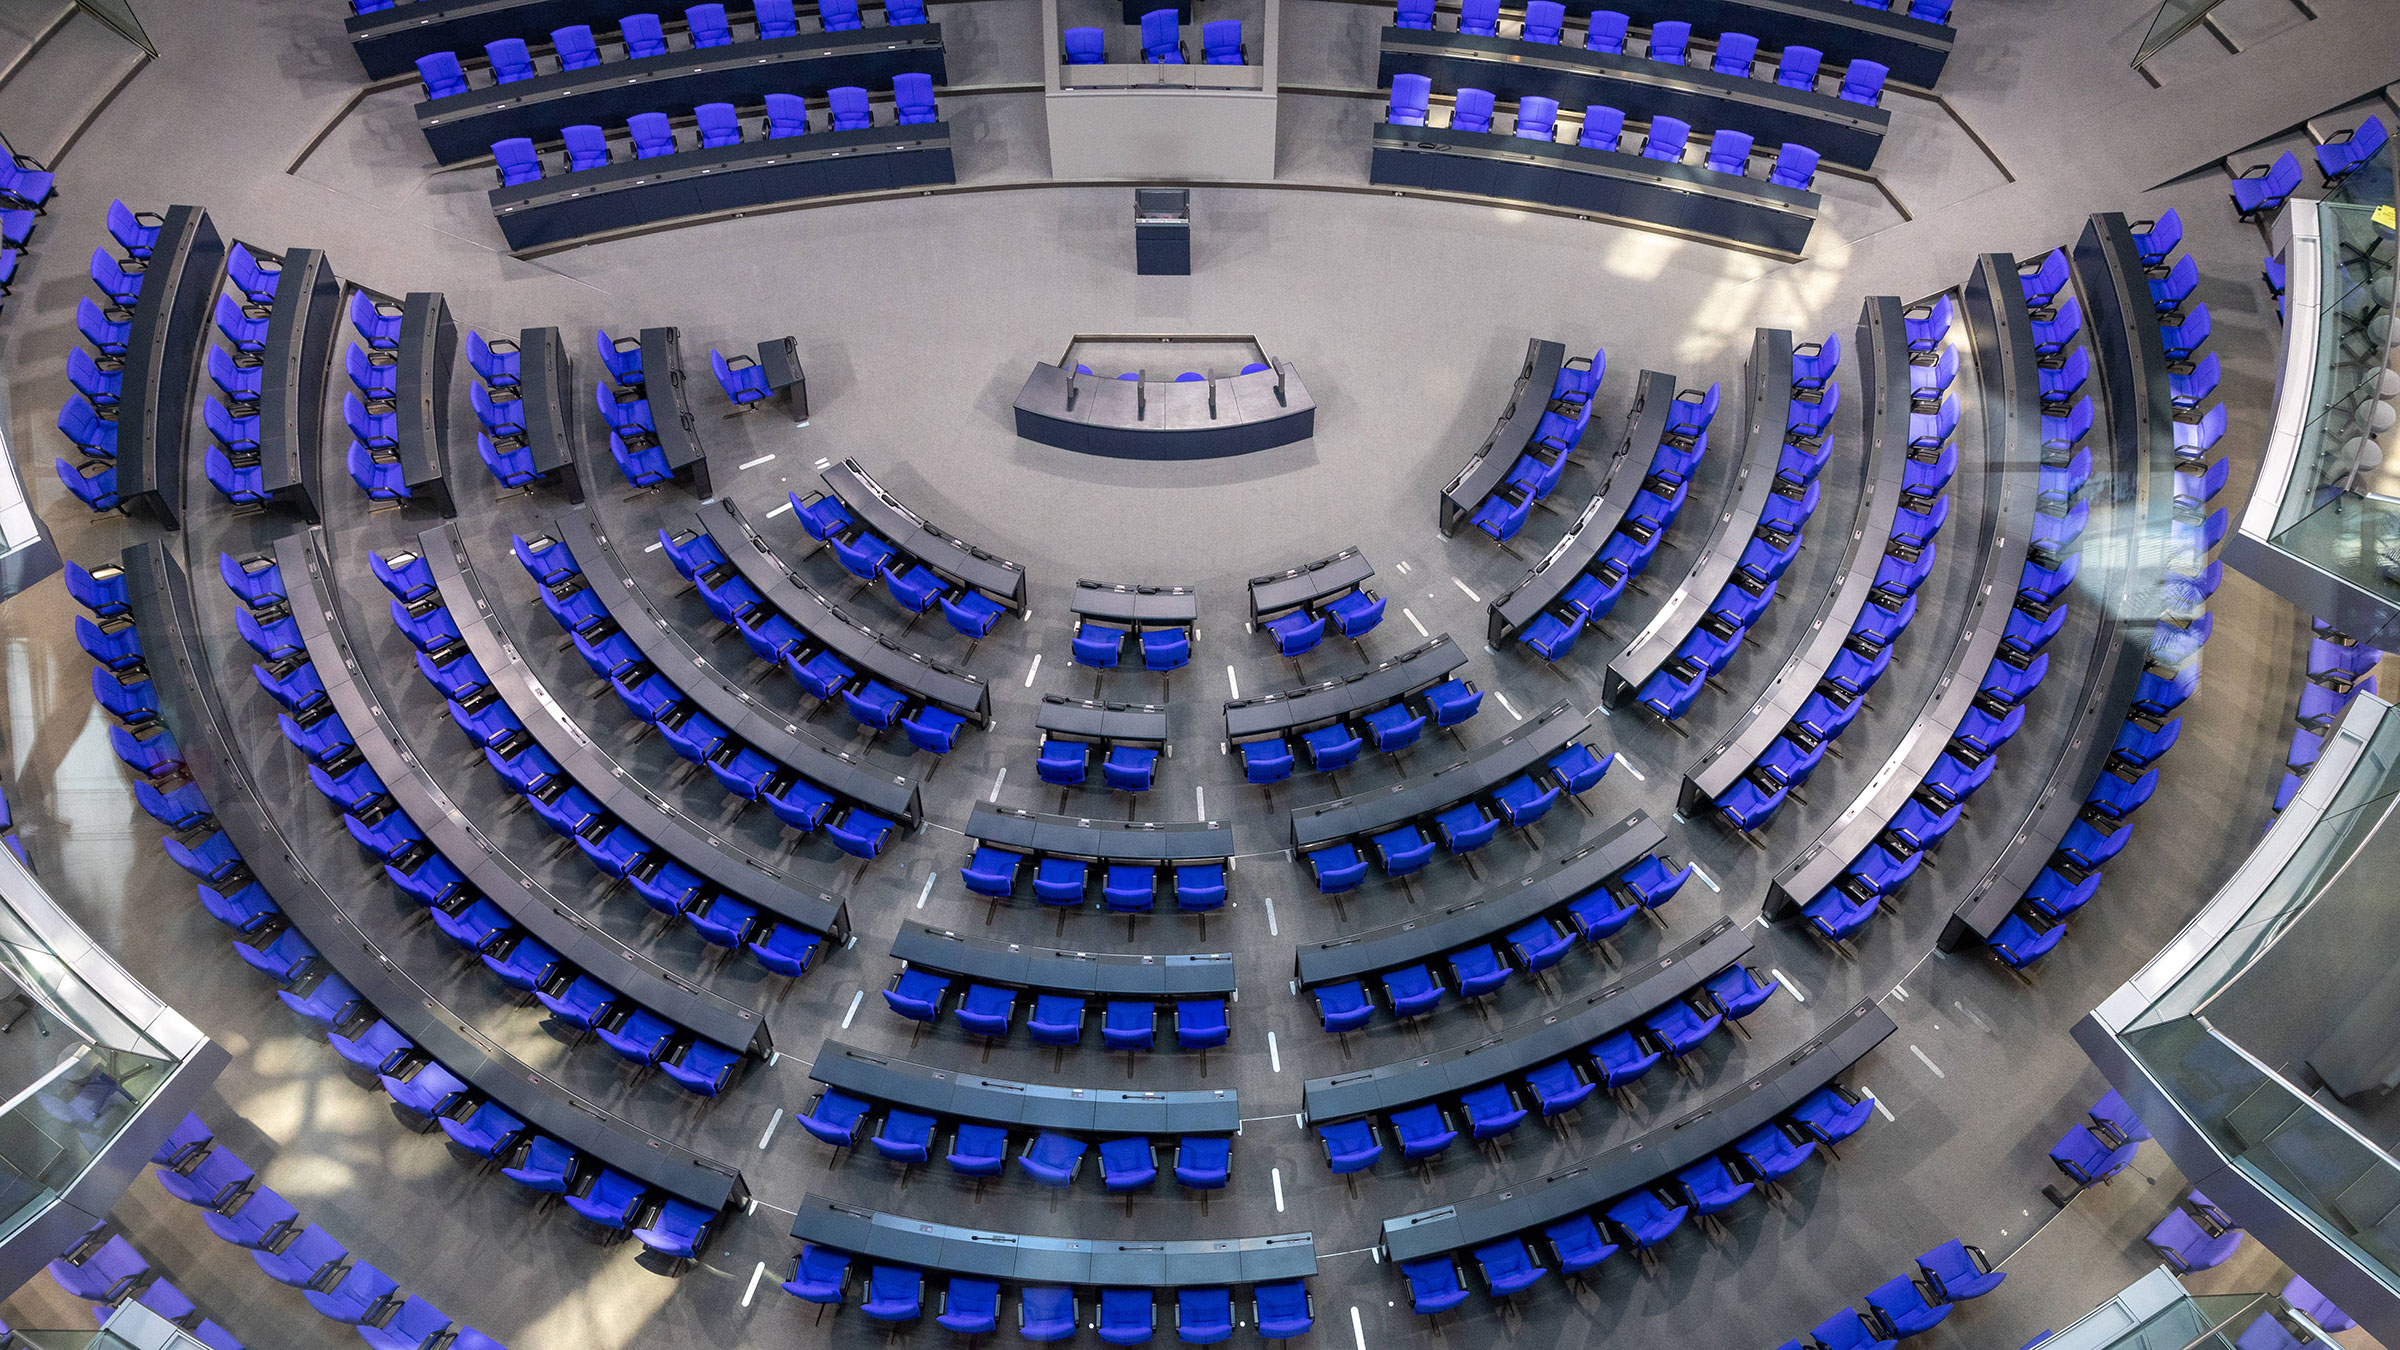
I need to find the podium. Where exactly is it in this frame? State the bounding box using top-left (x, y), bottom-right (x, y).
top-left (1135, 188), bottom-right (1191, 275)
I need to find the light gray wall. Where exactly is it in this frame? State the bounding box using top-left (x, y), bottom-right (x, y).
top-left (1045, 88), bottom-right (1278, 179)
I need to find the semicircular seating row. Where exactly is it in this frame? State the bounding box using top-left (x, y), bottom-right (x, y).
top-left (70, 565), bottom-right (742, 1260)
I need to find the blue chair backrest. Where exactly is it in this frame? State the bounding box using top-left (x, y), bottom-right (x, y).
top-left (1389, 73), bottom-right (1431, 124)
top-left (829, 86), bottom-right (872, 130)
top-left (1064, 25), bottom-right (1106, 60)
top-left (1452, 87), bottom-right (1495, 133)
top-left (1141, 9), bottom-right (1181, 58)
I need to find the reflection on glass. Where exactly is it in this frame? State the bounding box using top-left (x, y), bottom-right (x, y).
top-left (2268, 200), bottom-right (2400, 611)
top-left (2118, 701), bottom-right (2400, 1297)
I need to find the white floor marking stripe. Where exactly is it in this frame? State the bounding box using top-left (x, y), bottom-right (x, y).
top-left (917, 873), bottom-right (936, 908)
top-left (1864, 1087), bottom-right (1896, 1122)
top-left (814, 457), bottom-right (831, 470)
top-left (758, 1111), bottom-right (783, 1150)
top-left (1226, 665), bottom-right (1240, 699)
top-left (643, 539), bottom-right (664, 552)
top-left (1770, 967), bottom-right (1807, 1003)
top-left (1395, 560), bottom-right (1412, 574)
top-left (765, 500), bottom-right (793, 519)
top-left (1494, 691), bottom-right (1522, 720)
top-left (1616, 753), bottom-right (1645, 781)
top-left (1691, 863), bottom-right (1720, 892)
top-left (1351, 1306), bottom-right (1368, 1350)
top-left (738, 454), bottom-right (776, 470)
top-left (1024, 653), bottom-right (1042, 687)
top-left (742, 1262), bottom-right (766, 1307)
top-left (1262, 896), bottom-right (1278, 936)
top-left (840, 988), bottom-right (864, 1029)
top-left (1267, 1031), bottom-right (1281, 1073)
top-left (1196, 785), bottom-right (1206, 818)
top-left (1402, 607), bottom-right (1428, 637)
top-left (1452, 578), bottom-right (1481, 602)
top-left (989, 767), bottom-right (1007, 802)
top-left (1891, 983), bottom-right (1911, 1001)
top-left (1271, 1168), bottom-right (1285, 1212)
top-left (1909, 1044), bottom-right (1946, 1078)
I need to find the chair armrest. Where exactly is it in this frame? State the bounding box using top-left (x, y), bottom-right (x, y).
top-left (2233, 163), bottom-right (2269, 180)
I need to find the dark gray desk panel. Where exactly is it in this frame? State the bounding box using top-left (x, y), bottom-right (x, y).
top-left (395, 293), bottom-right (459, 518)
top-left (273, 532), bottom-right (770, 1055)
top-left (415, 28), bottom-right (951, 163)
top-left (1379, 1000), bottom-right (1894, 1261)
top-left (1764, 257), bottom-right (2043, 919)
top-left (1604, 330), bottom-right (1795, 707)
top-left (1488, 371), bottom-right (1674, 643)
top-left (1438, 338), bottom-right (1568, 537)
top-left (255, 249), bottom-right (340, 522)
top-left (1072, 581), bottom-right (1199, 626)
top-left (114, 205), bottom-right (224, 531)
top-left (123, 541), bottom-right (746, 1211)
top-left (1578, 0), bottom-right (1954, 87)
top-left (811, 1041), bottom-right (1240, 1135)
top-left (550, 511), bottom-right (922, 825)
top-left (1370, 125), bottom-right (1819, 259)
top-left (1248, 548), bottom-right (1373, 622)
top-left (515, 326), bottom-right (580, 491)
top-left (964, 802), bottom-right (1234, 864)
top-left (639, 326), bottom-right (709, 497)
top-left (1302, 919), bottom-right (1750, 1124)
top-left (1012, 363), bottom-right (1316, 461)
top-left (792, 1195), bottom-right (1317, 1287)
top-left (890, 924), bottom-right (1236, 999)
top-left (1226, 636), bottom-right (1465, 742)
top-left (1378, 30), bottom-right (1890, 170)
top-left (1287, 700), bottom-right (1588, 851)
top-left (1037, 696), bottom-right (1169, 746)
top-left (702, 497), bottom-right (992, 723)
top-left (823, 458), bottom-right (1026, 610)
top-left (490, 126), bottom-right (955, 253)
top-left (1293, 811), bottom-right (1663, 988)
top-left (1940, 215), bottom-right (2175, 948)
top-left (421, 523), bottom-right (853, 941)
top-left (349, 0), bottom-right (686, 78)
top-left (1680, 298), bottom-right (1901, 815)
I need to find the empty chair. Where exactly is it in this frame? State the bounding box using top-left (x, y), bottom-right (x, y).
top-left (894, 72), bottom-right (937, 124)
top-left (550, 124), bottom-right (608, 174)
top-left (415, 52), bottom-right (472, 101)
top-left (1458, 0), bottom-right (1498, 34)
top-left (1704, 129), bottom-right (1754, 175)
top-left (2148, 1206), bottom-right (2244, 1273)
top-left (829, 86), bottom-right (873, 130)
top-left (1646, 19), bottom-right (1688, 63)
top-left (1641, 115), bottom-right (1689, 162)
top-left (1064, 26), bottom-right (1107, 61)
top-left (696, 102), bottom-right (741, 149)
top-left (1141, 8), bottom-right (1185, 60)
top-left (1514, 96), bottom-right (1559, 142)
top-left (1202, 18), bottom-right (1246, 60)
top-left (1838, 57), bottom-right (1887, 106)
top-left (2319, 115), bottom-right (2393, 181)
top-left (484, 37), bottom-right (535, 82)
top-left (553, 24), bottom-right (601, 70)
top-left (627, 112), bottom-right (676, 158)
top-left (1776, 44), bottom-right (1822, 89)
top-left (2230, 152), bottom-right (2302, 220)
top-left (1521, 2), bottom-right (1563, 42)
top-left (1450, 87), bottom-right (1495, 133)
top-left (1584, 9), bottom-right (1628, 52)
top-left (1578, 104), bottom-right (1625, 151)
top-left (1707, 30), bottom-right (1759, 76)
top-left (1385, 75), bottom-right (1432, 126)
top-left (620, 13), bottom-right (669, 57)
top-left (685, 2), bottom-right (734, 45)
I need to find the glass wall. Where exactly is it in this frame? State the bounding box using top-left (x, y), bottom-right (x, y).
top-left (2259, 199), bottom-right (2400, 614)
top-left (2104, 697), bottom-right (2400, 1299)
top-left (0, 846), bottom-right (209, 1256)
